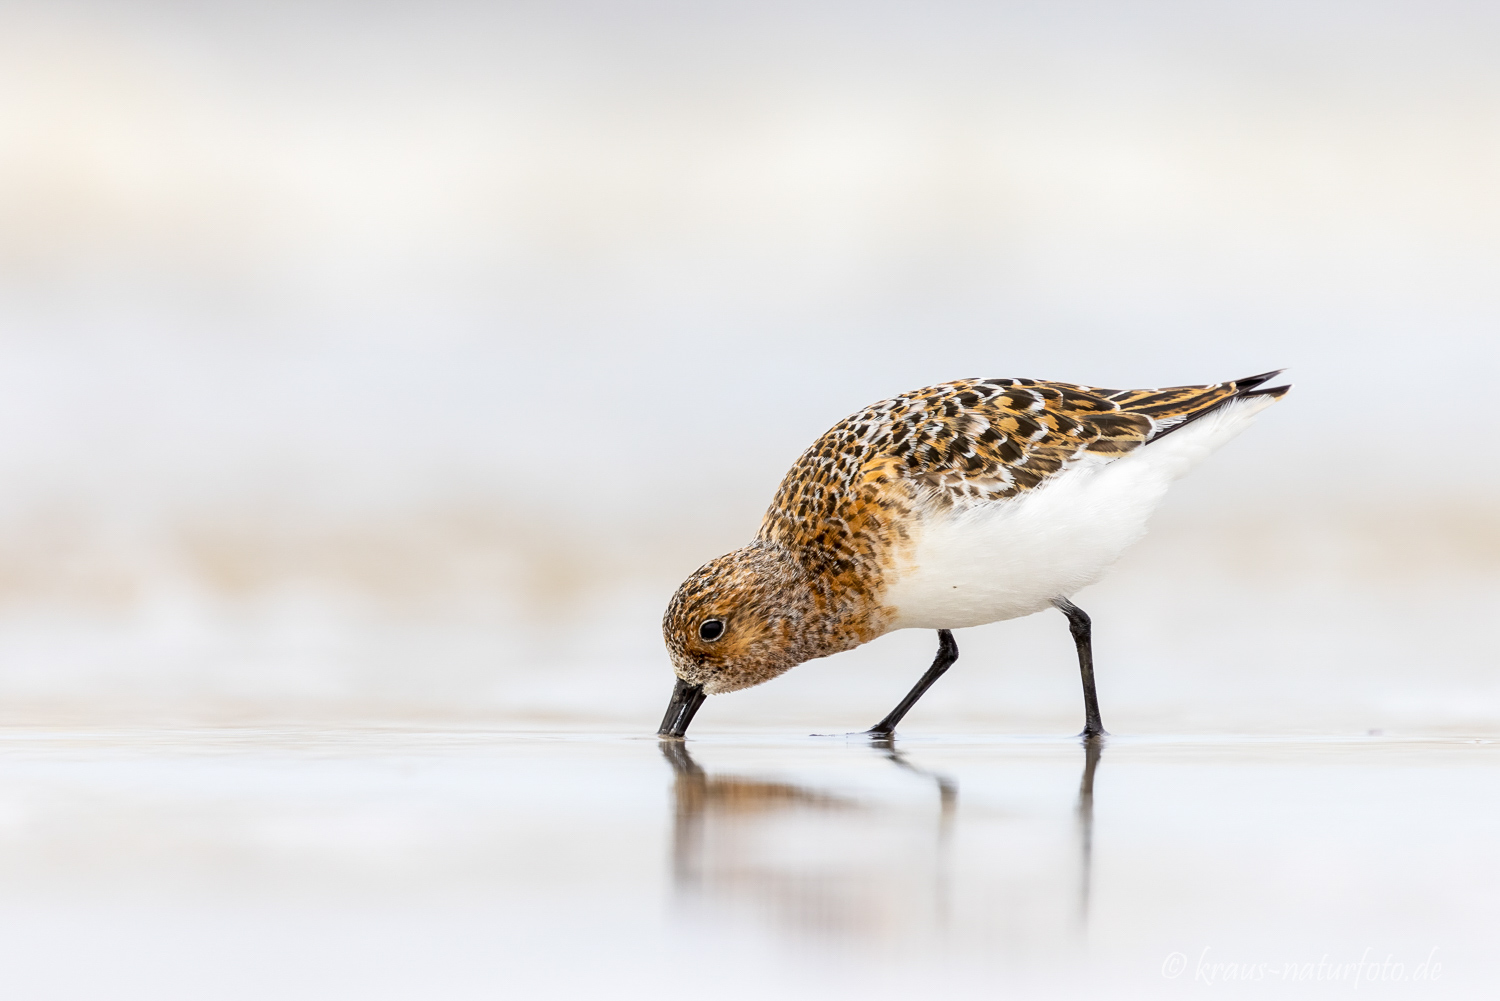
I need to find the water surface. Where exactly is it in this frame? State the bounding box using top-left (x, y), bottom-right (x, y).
top-left (0, 726), bottom-right (1489, 998)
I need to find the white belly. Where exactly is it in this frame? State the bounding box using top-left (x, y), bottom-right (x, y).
top-left (879, 395), bottom-right (1274, 631)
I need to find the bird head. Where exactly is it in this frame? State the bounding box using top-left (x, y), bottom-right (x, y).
top-left (658, 542), bottom-right (830, 737)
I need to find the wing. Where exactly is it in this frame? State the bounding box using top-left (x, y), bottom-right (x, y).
top-left (758, 372), bottom-right (1286, 565)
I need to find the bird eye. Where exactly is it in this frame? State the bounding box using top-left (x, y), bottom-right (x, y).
top-left (698, 618), bottom-right (725, 642)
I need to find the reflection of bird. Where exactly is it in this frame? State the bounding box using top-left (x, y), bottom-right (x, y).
top-left (661, 741), bottom-right (857, 889)
top-left (660, 372), bottom-right (1290, 737)
top-left (661, 741), bottom-right (854, 827)
top-left (660, 740), bottom-right (956, 938)
top-left (660, 739), bottom-right (1102, 944)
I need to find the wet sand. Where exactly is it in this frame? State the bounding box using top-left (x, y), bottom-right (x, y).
top-left (0, 726), bottom-right (1489, 998)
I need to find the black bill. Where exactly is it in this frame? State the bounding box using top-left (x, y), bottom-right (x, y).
top-left (657, 677), bottom-right (707, 738)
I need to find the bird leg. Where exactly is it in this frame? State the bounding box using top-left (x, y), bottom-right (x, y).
top-left (866, 629), bottom-right (959, 737)
top-left (1052, 597), bottom-right (1107, 737)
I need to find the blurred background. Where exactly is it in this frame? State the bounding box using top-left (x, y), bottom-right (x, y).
top-left (0, 0), bottom-right (1496, 732)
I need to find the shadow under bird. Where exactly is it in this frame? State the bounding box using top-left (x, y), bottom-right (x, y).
top-left (658, 371), bottom-right (1291, 739)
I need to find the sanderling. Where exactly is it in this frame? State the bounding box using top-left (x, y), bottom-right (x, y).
top-left (658, 371), bottom-right (1290, 739)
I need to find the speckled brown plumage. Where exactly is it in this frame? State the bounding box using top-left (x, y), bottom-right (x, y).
top-left (662, 371), bottom-right (1288, 696)
top-left (756, 373), bottom-right (1284, 592)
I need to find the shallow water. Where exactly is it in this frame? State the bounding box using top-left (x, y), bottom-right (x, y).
top-left (0, 726), bottom-right (1490, 999)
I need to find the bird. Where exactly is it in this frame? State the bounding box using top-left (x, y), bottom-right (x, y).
top-left (657, 371), bottom-right (1290, 739)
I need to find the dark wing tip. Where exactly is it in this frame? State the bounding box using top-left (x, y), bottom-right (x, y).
top-left (1142, 369), bottom-right (1290, 444)
top-left (1230, 369), bottom-right (1286, 392)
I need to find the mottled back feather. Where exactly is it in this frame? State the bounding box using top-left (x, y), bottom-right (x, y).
top-left (757, 373), bottom-right (1286, 586)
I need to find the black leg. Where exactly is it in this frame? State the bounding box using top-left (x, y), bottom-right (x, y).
top-left (1052, 597), bottom-right (1106, 737)
top-left (866, 629), bottom-right (959, 737)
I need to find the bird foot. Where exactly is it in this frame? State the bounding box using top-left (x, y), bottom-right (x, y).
top-left (809, 730), bottom-right (895, 742)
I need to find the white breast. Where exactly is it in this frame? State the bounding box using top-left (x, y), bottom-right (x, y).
top-left (880, 395), bottom-right (1277, 631)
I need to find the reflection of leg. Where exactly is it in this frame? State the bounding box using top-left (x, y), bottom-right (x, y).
top-left (875, 738), bottom-right (959, 816)
top-left (867, 630), bottom-right (959, 737)
top-left (871, 739), bottom-right (958, 930)
top-left (1052, 597), bottom-right (1106, 737)
top-left (1076, 734), bottom-right (1103, 930)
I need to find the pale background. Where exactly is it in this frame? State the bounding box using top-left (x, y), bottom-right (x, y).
top-left (1, 5), bottom-right (1498, 999)
top-left (0, 0), bottom-right (1496, 733)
